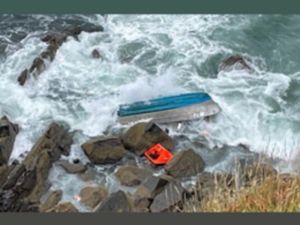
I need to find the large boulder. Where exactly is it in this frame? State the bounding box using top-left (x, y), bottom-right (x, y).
top-left (122, 122), bottom-right (175, 155)
top-left (165, 149), bottom-right (205, 178)
top-left (39, 190), bottom-right (62, 212)
top-left (0, 116), bottom-right (19, 165)
top-left (218, 55), bottom-right (252, 73)
top-left (79, 186), bottom-right (108, 209)
top-left (81, 136), bottom-right (125, 165)
top-left (150, 181), bottom-right (185, 212)
top-left (95, 190), bottom-right (132, 212)
top-left (115, 165), bottom-right (153, 187)
top-left (0, 122), bottom-right (72, 212)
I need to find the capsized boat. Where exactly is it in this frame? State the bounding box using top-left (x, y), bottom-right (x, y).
top-left (117, 92), bottom-right (221, 124)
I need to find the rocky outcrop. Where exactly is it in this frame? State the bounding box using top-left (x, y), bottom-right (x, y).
top-left (57, 159), bottom-right (86, 174)
top-left (0, 122), bottom-right (72, 212)
top-left (79, 186), bottom-right (108, 209)
top-left (17, 25), bottom-right (103, 85)
top-left (165, 149), bottom-right (205, 178)
top-left (218, 55), bottom-right (252, 73)
top-left (0, 116), bottom-right (19, 165)
top-left (115, 165), bottom-right (153, 187)
top-left (39, 190), bottom-right (63, 212)
top-left (122, 122), bottom-right (175, 155)
top-left (81, 136), bottom-right (125, 165)
top-left (49, 202), bottom-right (78, 213)
top-left (94, 190), bottom-right (132, 212)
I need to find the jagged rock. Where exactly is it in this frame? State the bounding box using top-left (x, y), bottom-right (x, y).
top-left (165, 149), bottom-right (205, 178)
top-left (81, 136), bottom-right (125, 165)
top-left (115, 165), bottom-right (152, 187)
top-left (218, 55), bottom-right (252, 72)
top-left (18, 25), bottom-right (103, 86)
top-left (57, 159), bottom-right (86, 174)
top-left (49, 202), bottom-right (78, 213)
top-left (0, 122), bottom-right (72, 212)
top-left (150, 181), bottom-right (185, 212)
top-left (122, 122), bottom-right (175, 156)
top-left (91, 49), bottom-right (101, 59)
top-left (79, 186), bottom-right (108, 209)
top-left (39, 190), bottom-right (62, 212)
top-left (95, 190), bottom-right (132, 212)
top-left (17, 69), bottom-right (29, 86)
top-left (78, 166), bottom-right (98, 182)
top-left (0, 116), bottom-right (19, 166)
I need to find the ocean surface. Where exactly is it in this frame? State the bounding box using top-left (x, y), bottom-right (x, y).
top-left (1, 14), bottom-right (300, 209)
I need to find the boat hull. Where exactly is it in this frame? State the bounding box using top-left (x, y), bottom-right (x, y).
top-left (117, 100), bottom-right (220, 125)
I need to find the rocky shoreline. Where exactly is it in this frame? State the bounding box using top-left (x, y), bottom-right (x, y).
top-left (0, 115), bottom-right (279, 213)
top-left (0, 24), bottom-right (281, 213)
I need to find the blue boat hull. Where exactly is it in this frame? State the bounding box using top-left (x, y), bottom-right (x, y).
top-left (117, 92), bottom-right (221, 124)
top-left (118, 92), bottom-right (212, 117)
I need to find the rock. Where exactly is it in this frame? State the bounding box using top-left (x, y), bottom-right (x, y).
top-left (150, 181), bottom-right (185, 212)
top-left (95, 190), bottom-right (132, 212)
top-left (49, 202), bottom-right (78, 213)
top-left (17, 69), bottom-right (29, 85)
top-left (134, 176), bottom-right (169, 199)
top-left (39, 190), bottom-right (62, 212)
top-left (218, 55), bottom-right (252, 72)
top-left (78, 166), bottom-right (98, 182)
top-left (29, 57), bottom-right (46, 76)
top-left (0, 122), bottom-right (72, 212)
top-left (0, 116), bottom-right (19, 165)
top-left (18, 25), bottom-right (103, 86)
top-left (57, 159), bottom-right (86, 174)
top-left (0, 165), bottom-right (9, 187)
top-left (122, 122), bottom-right (175, 155)
top-left (115, 165), bottom-right (152, 187)
top-left (81, 136), bottom-right (125, 165)
top-left (165, 149), bottom-right (205, 178)
top-left (91, 49), bottom-right (101, 59)
top-left (79, 186), bottom-right (108, 209)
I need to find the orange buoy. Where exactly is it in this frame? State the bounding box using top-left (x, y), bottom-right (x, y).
top-left (144, 144), bottom-right (173, 166)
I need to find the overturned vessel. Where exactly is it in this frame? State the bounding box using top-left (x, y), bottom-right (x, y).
top-left (117, 92), bottom-right (221, 124)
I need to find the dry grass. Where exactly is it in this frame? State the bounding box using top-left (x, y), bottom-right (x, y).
top-left (183, 163), bottom-right (300, 212)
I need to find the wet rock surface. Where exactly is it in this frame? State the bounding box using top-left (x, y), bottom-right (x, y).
top-left (115, 165), bottom-right (153, 187)
top-left (122, 122), bottom-right (175, 155)
top-left (39, 190), bottom-right (63, 212)
top-left (17, 25), bottom-right (103, 85)
top-left (79, 186), bottom-right (108, 209)
top-left (81, 136), bottom-right (125, 165)
top-left (0, 122), bottom-right (72, 212)
top-left (49, 202), bottom-right (79, 213)
top-left (0, 116), bottom-right (19, 165)
top-left (57, 159), bottom-right (87, 174)
top-left (95, 190), bottom-right (132, 212)
top-left (165, 149), bottom-right (205, 178)
top-left (218, 55), bottom-right (253, 73)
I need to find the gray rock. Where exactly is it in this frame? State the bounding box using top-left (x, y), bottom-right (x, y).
top-left (81, 136), bottom-right (125, 165)
top-left (165, 149), bottom-right (205, 178)
top-left (39, 190), bottom-right (63, 212)
top-left (122, 122), bottom-right (175, 155)
top-left (115, 165), bottom-right (152, 187)
top-left (79, 186), bottom-right (108, 209)
top-left (150, 181), bottom-right (185, 212)
top-left (57, 159), bottom-right (86, 174)
top-left (95, 190), bottom-right (132, 212)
